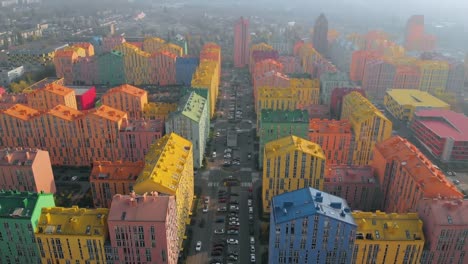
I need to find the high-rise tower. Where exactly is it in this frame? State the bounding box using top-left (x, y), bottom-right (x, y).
top-left (234, 17), bottom-right (250, 67)
top-left (312, 13), bottom-right (328, 56)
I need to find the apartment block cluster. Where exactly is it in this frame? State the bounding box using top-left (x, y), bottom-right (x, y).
top-left (53, 36), bottom-right (201, 86)
top-left (233, 14), bottom-right (468, 264)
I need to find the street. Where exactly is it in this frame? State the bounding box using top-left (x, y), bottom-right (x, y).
top-left (185, 67), bottom-right (262, 264)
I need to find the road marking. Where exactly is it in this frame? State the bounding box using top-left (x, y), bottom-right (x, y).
top-left (241, 182), bottom-right (253, 187)
top-left (208, 182), bottom-right (220, 187)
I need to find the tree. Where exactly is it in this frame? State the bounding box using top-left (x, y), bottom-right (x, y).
top-left (10, 80), bottom-right (29, 93)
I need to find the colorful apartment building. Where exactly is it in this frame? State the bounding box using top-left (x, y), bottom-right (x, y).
top-left (73, 86), bottom-right (97, 110)
top-left (175, 57), bottom-right (199, 85)
top-left (0, 148), bottom-right (56, 193)
top-left (119, 119), bottom-right (164, 162)
top-left (90, 160), bottom-right (143, 208)
top-left (417, 198), bottom-right (468, 264)
top-left (411, 109), bottom-right (468, 162)
top-left (362, 58), bottom-right (396, 100)
top-left (133, 133), bottom-right (194, 250)
top-left (393, 65), bottom-right (421, 90)
top-left (142, 37), bottom-right (166, 54)
top-left (278, 56), bottom-right (301, 74)
top-left (0, 190), bottom-right (55, 264)
top-left (417, 60), bottom-right (449, 93)
top-left (191, 60), bottom-right (219, 118)
top-left (269, 188), bottom-right (356, 264)
top-left (8, 43), bottom-right (68, 67)
top-left (308, 118), bottom-right (352, 165)
top-left (319, 72), bottom-right (350, 105)
top-left (234, 16), bottom-right (250, 68)
top-left (35, 206), bottom-right (109, 264)
top-left (253, 71), bottom-right (290, 106)
top-left (329, 87), bottom-right (365, 119)
top-left (142, 102), bottom-right (177, 121)
top-left (352, 211), bottom-right (424, 264)
top-left (371, 136), bottom-right (463, 213)
top-left (53, 49), bottom-right (79, 84)
top-left (384, 89), bottom-right (450, 121)
top-left (249, 43), bottom-right (275, 73)
top-left (199, 43), bottom-right (222, 83)
top-left (114, 42), bottom-right (152, 85)
top-left (96, 50), bottom-right (126, 86)
top-left (108, 193), bottom-right (179, 264)
top-left (252, 59), bottom-right (283, 81)
top-left (73, 42), bottom-right (95, 57)
top-left (329, 36), bottom-right (359, 74)
top-left (291, 78), bottom-right (320, 106)
top-left (153, 51), bottom-right (177, 85)
top-left (404, 15), bottom-right (436, 52)
top-left (165, 92), bottom-right (209, 168)
top-left (341, 91), bottom-right (392, 165)
top-left (100, 84), bottom-right (148, 119)
top-left (102, 36), bottom-right (126, 53)
top-left (0, 92), bottom-right (27, 110)
top-left (421, 52), bottom-right (466, 95)
top-left (349, 50), bottom-right (381, 82)
top-left (262, 136), bottom-right (325, 213)
top-left (27, 83), bottom-right (78, 110)
top-left (0, 103), bottom-right (42, 149)
top-left (72, 56), bottom-right (99, 85)
top-left (324, 165), bottom-right (380, 211)
top-left (258, 109), bottom-right (309, 167)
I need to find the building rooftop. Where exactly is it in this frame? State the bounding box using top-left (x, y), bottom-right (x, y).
top-left (43, 83), bottom-right (75, 96)
top-left (108, 192), bottom-right (173, 222)
top-left (352, 211), bottom-right (424, 241)
top-left (265, 135), bottom-right (325, 159)
top-left (25, 77), bottom-right (63, 91)
top-left (261, 109), bottom-right (309, 123)
top-left (169, 92), bottom-right (207, 123)
top-left (88, 105), bottom-right (127, 122)
top-left (0, 190), bottom-right (52, 219)
top-left (325, 165), bottom-right (376, 184)
top-left (2, 103), bottom-right (41, 121)
top-left (69, 86), bottom-right (95, 96)
top-left (386, 89), bottom-right (449, 108)
top-left (414, 109), bottom-right (468, 141)
top-left (36, 206), bottom-right (108, 236)
top-left (120, 119), bottom-right (164, 133)
top-left (0, 147), bottom-right (42, 166)
top-left (309, 119), bottom-right (351, 134)
top-left (418, 198), bottom-right (468, 226)
top-left (105, 84), bottom-right (147, 98)
top-left (344, 91), bottom-right (388, 122)
top-left (133, 133), bottom-right (192, 195)
top-left (375, 136), bottom-right (463, 199)
top-left (90, 161), bottom-right (144, 181)
top-left (272, 187), bottom-right (356, 225)
top-left (48, 104), bottom-right (84, 121)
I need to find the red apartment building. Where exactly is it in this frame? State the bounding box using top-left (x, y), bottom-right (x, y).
top-left (393, 65), bottom-right (421, 90)
top-left (349, 50), bottom-right (381, 82)
top-left (234, 17), bottom-right (250, 68)
top-left (411, 109), bottom-right (468, 163)
top-left (308, 118), bottom-right (352, 165)
top-left (0, 147), bottom-right (56, 193)
top-left (323, 165), bottom-right (380, 211)
top-left (371, 136), bottom-right (463, 213)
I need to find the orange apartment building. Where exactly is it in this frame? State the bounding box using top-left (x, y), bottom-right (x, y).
top-left (0, 103), bottom-right (129, 166)
top-left (27, 83), bottom-right (78, 110)
top-left (252, 59), bottom-right (283, 82)
top-left (0, 147), bottom-right (56, 193)
top-left (308, 118), bottom-right (352, 165)
top-left (349, 50), bottom-right (381, 82)
top-left (90, 160), bottom-right (144, 208)
top-left (100, 84), bottom-right (148, 119)
top-left (53, 50), bottom-right (79, 84)
top-left (372, 136), bottom-right (463, 213)
top-left (119, 119), bottom-right (164, 162)
top-left (393, 65), bottom-right (421, 89)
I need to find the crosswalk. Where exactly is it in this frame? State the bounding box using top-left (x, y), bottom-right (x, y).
top-left (208, 182), bottom-right (220, 187)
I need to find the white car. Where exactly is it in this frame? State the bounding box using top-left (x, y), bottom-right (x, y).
top-left (250, 254), bottom-right (256, 262)
top-left (229, 221), bottom-right (240, 226)
top-left (212, 152), bottom-right (217, 158)
top-left (71, 176), bottom-right (78, 181)
top-left (214, 229), bottom-right (225, 234)
top-left (248, 199), bottom-right (252, 206)
top-left (226, 238), bottom-right (239, 245)
top-left (249, 207), bottom-right (253, 214)
top-left (250, 236), bottom-right (255, 245)
top-left (195, 241), bottom-right (202, 251)
top-left (250, 245), bottom-right (255, 253)
top-left (202, 205), bottom-right (208, 213)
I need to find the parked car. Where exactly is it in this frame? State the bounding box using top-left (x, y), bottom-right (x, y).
top-left (250, 254), bottom-right (256, 262)
top-left (248, 199), bottom-right (252, 206)
top-left (195, 241), bottom-right (202, 251)
top-left (203, 205), bottom-right (208, 213)
top-left (217, 207), bottom-right (227, 212)
top-left (227, 229), bottom-right (239, 235)
top-left (250, 245), bottom-right (255, 253)
top-left (226, 239), bottom-right (239, 245)
top-left (250, 236), bottom-right (255, 245)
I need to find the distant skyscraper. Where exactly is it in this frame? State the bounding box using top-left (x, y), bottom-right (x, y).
top-left (404, 15), bottom-right (436, 52)
top-left (234, 17), bottom-right (250, 67)
top-left (312, 13), bottom-right (328, 56)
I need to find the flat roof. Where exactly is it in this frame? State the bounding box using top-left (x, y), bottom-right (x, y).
top-left (0, 190), bottom-right (53, 219)
top-left (108, 193), bottom-right (172, 222)
top-left (272, 187), bottom-right (356, 226)
top-left (415, 109), bottom-right (468, 141)
top-left (386, 89), bottom-right (449, 108)
top-left (90, 161), bottom-right (144, 181)
top-left (418, 199), bottom-right (468, 226)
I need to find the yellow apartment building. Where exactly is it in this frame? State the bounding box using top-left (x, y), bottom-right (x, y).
top-left (191, 60), bottom-right (219, 117)
top-left (384, 89), bottom-right (450, 121)
top-left (133, 133), bottom-right (194, 251)
top-left (341, 92), bottom-right (392, 165)
top-left (262, 135), bottom-right (326, 214)
top-left (417, 60), bottom-right (449, 94)
top-left (35, 206), bottom-right (109, 264)
top-left (114, 42), bottom-right (152, 85)
top-left (143, 102), bottom-right (178, 121)
top-left (352, 211), bottom-right (424, 264)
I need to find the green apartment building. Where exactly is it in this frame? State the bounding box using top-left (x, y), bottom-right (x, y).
top-left (97, 50), bottom-right (126, 86)
top-left (258, 109), bottom-right (309, 168)
top-left (166, 91), bottom-right (210, 168)
top-left (0, 190), bottom-right (55, 264)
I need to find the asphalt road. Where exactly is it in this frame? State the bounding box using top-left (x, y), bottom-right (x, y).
top-left (185, 68), bottom-right (261, 264)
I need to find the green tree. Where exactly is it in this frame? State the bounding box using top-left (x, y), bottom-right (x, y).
top-left (10, 80), bottom-right (29, 93)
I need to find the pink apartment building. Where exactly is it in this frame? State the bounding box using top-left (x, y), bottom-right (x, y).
top-left (90, 160), bottom-right (143, 208)
top-left (103, 36), bottom-right (126, 53)
top-left (0, 147), bottom-right (56, 193)
top-left (152, 51), bottom-right (177, 85)
top-left (323, 165), bottom-right (380, 211)
top-left (0, 93), bottom-right (27, 110)
top-left (417, 198), bottom-right (468, 264)
top-left (234, 16), bottom-right (250, 68)
top-left (108, 192), bottom-right (179, 264)
top-left (120, 119), bottom-right (164, 162)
